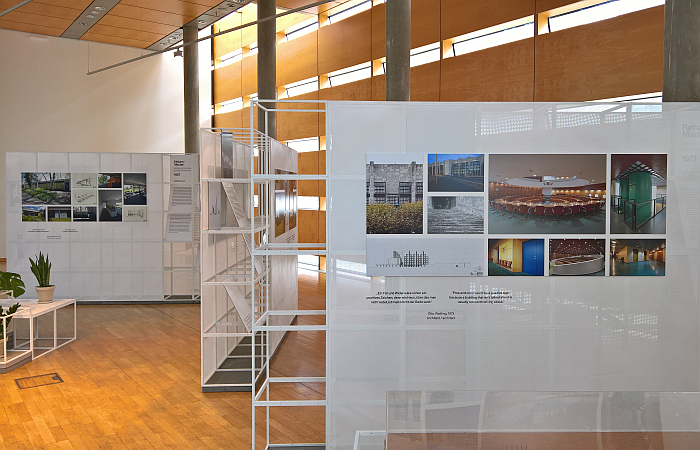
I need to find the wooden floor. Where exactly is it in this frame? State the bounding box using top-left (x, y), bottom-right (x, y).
top-left (0, 269), bottom-right (326, 450)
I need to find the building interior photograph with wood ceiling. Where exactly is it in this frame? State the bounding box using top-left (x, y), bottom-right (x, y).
top-left (0, 0), bottom-right (696, 448)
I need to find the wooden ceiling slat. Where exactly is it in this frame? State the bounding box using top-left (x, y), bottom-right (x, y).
top-left (80, 33), bottom-right (153, 48)
top-left (88, 23), bottom-right (163, 42)
top-left (118, 0), bottom-right (211, 18)
top-left (109, 4), bottom-right (194, 27)
top-left (1, 10), bottom-right (73, 29)
top-left (33, 0), bottom-right (92, 9)
top-left (10, 2), bottom-right (82, 21)
top-left (0, 18), bottom-right (64, 36)
top-left (98, 15), bottom-right (176, 35)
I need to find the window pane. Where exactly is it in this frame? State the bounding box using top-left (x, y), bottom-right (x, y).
top-left (329, 0), bottom-right (371, 24)
top-left (453, 22), bottom-right (534, 57)
top-left (548, 0), bottom-right (664, 33)
top-left (286, 137), bottom-right (319, 153)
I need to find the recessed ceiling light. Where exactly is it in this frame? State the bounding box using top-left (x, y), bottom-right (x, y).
top-left (79, 22), bottom-right (87, 26)
top-left (94, 6), bottom-right (105, 10)
top-left (198, 20), bottom-right (206, 24)
top-left (91, 10), bottom-right (100, 14)
top-left (86, 14), bottom-right (95, 18)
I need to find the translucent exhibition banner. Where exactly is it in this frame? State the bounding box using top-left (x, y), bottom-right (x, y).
top-left (325, 102), bottom-right (700, 449)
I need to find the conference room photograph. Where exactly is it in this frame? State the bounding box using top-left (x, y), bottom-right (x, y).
top-left (488, 154), bottom-right (606, 234)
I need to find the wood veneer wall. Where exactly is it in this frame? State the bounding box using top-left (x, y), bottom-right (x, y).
top-left (212, 0), bottom-right (665, 244)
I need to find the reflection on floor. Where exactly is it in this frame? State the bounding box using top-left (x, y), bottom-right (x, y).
top-left (610, 208), bottom-right (666, 234)
top-left (488, 261), bottom-right (530, 276)
top-left (0, 271), bottom-right (327, 449)
top-left (610, 259), bottom-right (665, 276)
top-left (488, 208), bottom-right (606, 234)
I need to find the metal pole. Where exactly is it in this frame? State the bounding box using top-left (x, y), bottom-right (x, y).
top-left (258, 0), bottom-right (277, 139)
top-left (184, 24), bottom-right (200, 154)
top-left (386, 0), bottom-right (411, 101)
top-left (663, 0), bottom-right (700, 101)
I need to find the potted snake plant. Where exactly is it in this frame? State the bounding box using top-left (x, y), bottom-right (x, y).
top-left (29, 252), bottom-right (54, 303)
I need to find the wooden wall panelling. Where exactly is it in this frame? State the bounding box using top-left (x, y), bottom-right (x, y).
top-left (241, 54), bottom-right (258, 97)
top-left (213, 61), bottom-right (243, 104)
top-left (213, 109), bottom-right (244, 129)
top-left (319, 78), bottom-right (373, 101)
top-left (298, 151), bottom-right (319, 197)
top-left (440, 39), bottom-right (535, 102)
top-left (317, 9), bottom-right (372, 75)
top-left (277, 91), bottom-right (320, 142)
top-left (318, 210), bottom-right (326, 243)
top-left (536, 0), bottom-right (593, 14)
top-left (441, 0), bottom-right (536, 40)
top-left (372, 61), bottom-right (441, 101)
top-left (277, 31), bottom-right (318, 87)
top-left (240, 5), bottom-right (257, 47)
top-left (299, 210), bottom-right (320, 243)
top-left (534, 7), bottom-right (664, 102)
top-left (213, 13), bottom-right (242, 60)
top-left (371, 0), bottom-right (441, 60)
top-left (88, 23), bottom-right (162, 45)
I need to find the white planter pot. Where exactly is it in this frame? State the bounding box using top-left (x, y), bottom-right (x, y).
top-left (36, 286), bottom-right (56, 304)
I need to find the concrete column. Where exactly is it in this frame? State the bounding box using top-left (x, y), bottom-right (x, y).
top-left (183, 24), bottom-right (200, 154)
top-left (663, 0), bottom-right (700, 101)
top-left (386, 0), bottom-right (410, 101)
top-left (257, 0), bottom-right (277, 138)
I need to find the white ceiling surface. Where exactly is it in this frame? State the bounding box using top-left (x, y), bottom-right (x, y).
top-left (489, 153), bottom-right (608, 184)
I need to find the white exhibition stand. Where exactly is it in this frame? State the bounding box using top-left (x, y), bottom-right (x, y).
top-left (0, 298), bottom-right (76, 372)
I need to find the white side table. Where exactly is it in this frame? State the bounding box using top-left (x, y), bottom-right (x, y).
top-left (0, 299), bottom-right (77, 360)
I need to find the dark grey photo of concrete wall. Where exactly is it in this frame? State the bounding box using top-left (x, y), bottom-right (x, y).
top-left (428, 196), bottom-right (484, 234)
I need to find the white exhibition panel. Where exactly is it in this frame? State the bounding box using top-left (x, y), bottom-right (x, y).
top-left (326, 102), bottom-right (700, 448)
top-left (6, 152), bottom-right (164, 301)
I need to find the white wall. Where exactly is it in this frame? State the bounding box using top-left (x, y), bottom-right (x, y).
top-left (0, 28), bottom-right (212, 258)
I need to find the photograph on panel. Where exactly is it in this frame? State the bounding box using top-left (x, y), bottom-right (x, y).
top-left (488, 154), bottom-right (606, 234)
top-left (21, 172), bottom-right (71, 205)
top-left (98, 173), bottom-right (121, 189)
top-left (73, 206), bottom-right (97, 222)
top-left (47, 206), bottom-right (72, 222)
top-left (274, 169), bottom-right (298, 237)
top-left (366, 154), bottom-right (423, 235)
top-left (549, 239), bottom-right (605, 276)
top-left (123, 206), bottom-right (147, 222)
top-left (123, 173), bottom-right (147, 205)
top-left (72, 188), bottom-right (97, 206)
top-left (610, 239), bottom-right (665, 276)
top-left (610, 154), bottom-right (666, 234)
top-left (428, 154), bottom-right (484, 192)
top-left (71, 173), bottom-right (98, 189)
top-left (488, 239), bottom-right (544, 276)
top-left (366, 236), bottom-right (483, 277)
top-left (427, 196), bottom-right (484, 234)
top-left (22, 205), bottom-right (45, 222)
top-left (98, 190), bottom-right (122, 221)
top-left (275, 170), bottom-right (287, 237)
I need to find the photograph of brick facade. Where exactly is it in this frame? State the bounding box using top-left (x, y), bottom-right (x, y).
top-left (366, 154), bottom-right (423, 235)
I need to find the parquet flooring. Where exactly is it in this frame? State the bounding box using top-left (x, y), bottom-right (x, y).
top-left (0, 270), bottom-right (327, 450)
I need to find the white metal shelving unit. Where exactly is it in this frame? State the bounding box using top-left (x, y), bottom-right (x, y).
top-left (200, 99), bottom-right (329, 448)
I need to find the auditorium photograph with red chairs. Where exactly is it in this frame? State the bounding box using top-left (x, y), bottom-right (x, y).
top-left (549, 239), bottom-right (606, 276)
top-left (488, 154), bottom-right (607, 234)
